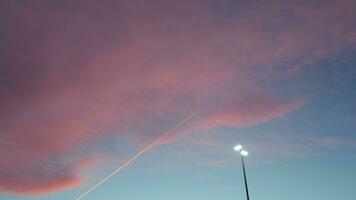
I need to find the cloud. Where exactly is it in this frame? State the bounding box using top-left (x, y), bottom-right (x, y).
top-left (203, 94), bottom-right (305, 128)
top-left (0, 0), bottom-right (354, 195)
top-left (0, 160), bottom-right (80, 195)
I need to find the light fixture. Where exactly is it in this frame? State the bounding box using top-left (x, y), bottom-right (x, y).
top-left (234, 144), bottom-right (243, 152)
top-left (241, 150), bottom-right (249, 157)
top-left (233, 144), bottom-right (250, 200)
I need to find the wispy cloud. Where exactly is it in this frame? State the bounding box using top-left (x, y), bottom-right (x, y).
top-left (201, 94), bottom-right (305, 129)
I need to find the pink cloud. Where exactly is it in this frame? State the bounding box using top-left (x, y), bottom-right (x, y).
top-left (0, 176), bottom-right (79, 196)
top-left (0, 153), bottom-right (103, 195)
top-left (202, 94), bottom-right (305, 129)
top-left (0, 0), bottom-right (354, 195)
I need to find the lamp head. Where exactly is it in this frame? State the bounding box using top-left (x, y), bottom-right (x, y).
top-left (234, 144), bottom-right (243, 152)
top-left (241, 150), bottom-right (249, 157)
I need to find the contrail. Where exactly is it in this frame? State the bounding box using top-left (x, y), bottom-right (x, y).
top-left (74, 112), bottom-right (197, 200)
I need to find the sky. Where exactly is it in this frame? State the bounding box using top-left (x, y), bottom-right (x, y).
top-left (0, 0), bottom-right (355, 199)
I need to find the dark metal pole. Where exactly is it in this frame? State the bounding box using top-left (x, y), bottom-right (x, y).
top-left (241, 156), bottom-right (250, 200)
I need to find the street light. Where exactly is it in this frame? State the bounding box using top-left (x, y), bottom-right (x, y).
top-left (234, 144), bottom-right (243, 151)
top-left (240, 150), bottom-right (248, 157)
top-left (234, 145), bottom-right (250, 200)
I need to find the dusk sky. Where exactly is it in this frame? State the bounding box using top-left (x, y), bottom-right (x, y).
top-left (0, 0), bottom-right (356, 200)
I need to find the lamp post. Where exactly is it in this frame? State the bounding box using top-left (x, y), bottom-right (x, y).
top-left (234, 145), bottom-right (250, 200)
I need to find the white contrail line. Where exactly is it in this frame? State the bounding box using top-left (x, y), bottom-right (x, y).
top-left (74, 112), bottom-right (197, 200)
